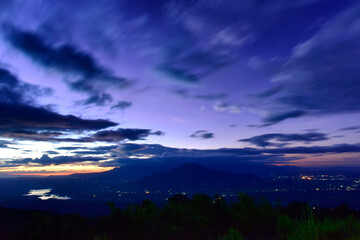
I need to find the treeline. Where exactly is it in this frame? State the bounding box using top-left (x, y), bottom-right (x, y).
top-left (1, 194), bottom-right (360, 240)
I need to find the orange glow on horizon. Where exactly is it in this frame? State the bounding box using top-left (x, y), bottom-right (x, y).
top-left (268, 153), bottom-right (360, 167)
top-left (0, 164), bottom-right (114, 176)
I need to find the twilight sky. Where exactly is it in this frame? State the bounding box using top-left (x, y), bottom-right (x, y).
top-left (0, 0), bottom-right (360, 176)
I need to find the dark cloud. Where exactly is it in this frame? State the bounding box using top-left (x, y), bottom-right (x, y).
top-left (0, 104), bottom-right (161, 143)
top-left (71, 150), bottom-right (110, 155)
top-left (106, 155), bottom-right (288, 169)
top-left (0, 67), bottom-right (117, 135)
top-left (120, 143), bottom-right (147, 152)
top-left (0, 67), bottom-right (52, 105)
top-left (173, 89), bottom-right (226, 101)
top-left (4, 25), bottom-right (131, 104)
top-left (340, 126), bottom-right (360, 131)
top-left (152, 131), bottom-right (165, 136)
top-left (193, 93), bottom-right (226, 100)
top-left (0, 129), bottom-right (63, 141)
top-left (214, 102), bottom-right (242, 114)
top-left (91, 145), bottom-right (119, 151)
top-left (156, 36), bottom-right (241, 83)
top-left (262, 110), bottom-right (306, 126)
top-left (5, 27), bottom-right (100, 78)
top-left (57, 145), bottom-right (119, 156)
top-left (190, 130), bottom-right (214, 140)
top-left (173, 89), bottom-right (189, 98)
top-left (56, 146), bottom-right (87, 151)
top-left (64, 144), bottom-right (146, 157)
top-left (111, 101), bottom-right (132, 110)
top-left (90, 128), bottom-right (164, 142)
top-left (45, 150), bottom-right (59, 155)
top-left (157, 64), bottom-right (199, 83)
top-left (154, 0), bottom-right (256, 84)
top-left (240, 132), bottom-right (328, 147)
top-left (34, 141), bottom-right (355, 168)
top-left (95, 142), bottom-right (360, 168)
top-left (103, 143), bottom-right (360, 160)
top-left (81, 92), bottom-right (113, 106)
top-left (263, 144), bottom-right (360, 155)
top-left (0, 139), bottom-right (13, 148)
top-left (0, 102), bottom-right (117, 131)
top-left (255, 7), bottom-right (360, 125)
top-left (12, 154), bottom-right (105, 166)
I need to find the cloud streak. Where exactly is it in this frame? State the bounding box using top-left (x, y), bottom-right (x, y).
top-left (240, 132), bottom-right (328, 147)
top-left (0, 67), bottom-right (117, 133)
top-left (111, 101), bottom-right (132, 110)
top-left (11, 154), bottom-right (105, 166)
top-left (4, 25), bottom-right (131, 105)
top-left (190, 130), bottom-right (214, 140)
top-left (255, 6), bottom-right (360, 125)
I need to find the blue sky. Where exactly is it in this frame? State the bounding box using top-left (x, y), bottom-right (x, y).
top-left (0, 0), bottom-right (360, 175)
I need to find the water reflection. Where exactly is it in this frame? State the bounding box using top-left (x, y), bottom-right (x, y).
top-left (24, 189), bottom-right (71, 200)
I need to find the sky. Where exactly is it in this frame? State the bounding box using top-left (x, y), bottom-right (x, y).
top-left (0, 0), bottom-right (360, 176)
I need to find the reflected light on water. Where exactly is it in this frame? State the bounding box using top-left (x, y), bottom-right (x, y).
top-left (24, 189), bottom-right (71, 200)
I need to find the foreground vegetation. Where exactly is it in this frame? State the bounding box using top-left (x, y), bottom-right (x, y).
top-left (1, 194), bottom-right (360, 240)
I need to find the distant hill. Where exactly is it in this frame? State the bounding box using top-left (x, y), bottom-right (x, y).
top-left (131, 163), bottom-right (262, 191)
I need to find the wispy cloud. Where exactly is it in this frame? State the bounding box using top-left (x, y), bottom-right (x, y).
top-left (190, 130), bottom-right (214, 140)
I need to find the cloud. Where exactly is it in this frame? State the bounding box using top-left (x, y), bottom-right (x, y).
top-left (262, 144), bottom-right (360, 155)
top-left (130, 143), bottom-right (360, 158)
top-left (155, 0), bottom-right (256, 84)
top-left (0, 67), bottom-right (117, 139)
top-left (12, 154), bottom-right (105, 166)
top-left (0, 129), bottom-right (63, 141)
top-left (190, 130), bottom-right (214, 140)
top-left (239, 132), bottom-right (329, 147)
top-left (119, 143), bottom-right (147, 152)
top-left (45, 150), bottom-right (59, 155)
top-left (56, 146), bottom-right (87, 151)
top-left (8, 141), bottom-right (352, 168)
top-left (156, 32), bottom-right (241, 85)
top-left (247, 56), bottom-right (264, 70)
top-left (97, 142), bottom-right (360, 168)
top-left (193, 93), bottom-right (226, 100)
top-left (157, 64), bottom-right (199, 83)
top-left (173, 89), bottom-right (226, 101)
top-left (0, 102), bottom-right (117, 131)
top-left (111, 101), bottom-right (132, 110)
top-left (0, 67), bottom-right (52, 105)
top-left (71, 150), bottom-right (112, 155)
top-left (88, 128), bottom-right (164, 142)
top-left (0, 140), bottom-right (13, 148)
top-left (80, 92), bottom-right (113, 106)
top-left (0, 127), bottom-right (163, 143)
top-left (0, 82), bottom-right (161, 146)
top-left (56, 145), bottom-right (119, 157)
top-left (261, 110), bottom-right (306, 126)
top-left (214, 102), bottom-right (242, 114)
top-left (340, 126), bottom-right (360, 131)
top-left (4, 25), bottom-right (131, 104)
top-left (254, 6), bottom-right (360, 125)
top-left (173, 89), bottom-right (189, 98)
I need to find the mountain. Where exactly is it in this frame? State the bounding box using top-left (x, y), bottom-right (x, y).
top-left (131, 163), bottom-right (262, 191)
top-left (204, 163), bottom-right (302, 177)
top-left (69, 164), bottom-right (173, 182)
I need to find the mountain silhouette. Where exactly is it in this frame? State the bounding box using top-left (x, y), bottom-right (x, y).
top-left (131, 163), bottom-right (261, 191)
top-left (69, 164), bottom-right (172, 182)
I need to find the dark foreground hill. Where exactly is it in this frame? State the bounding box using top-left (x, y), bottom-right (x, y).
top-left (0, 193), bottom-right (359, 240)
